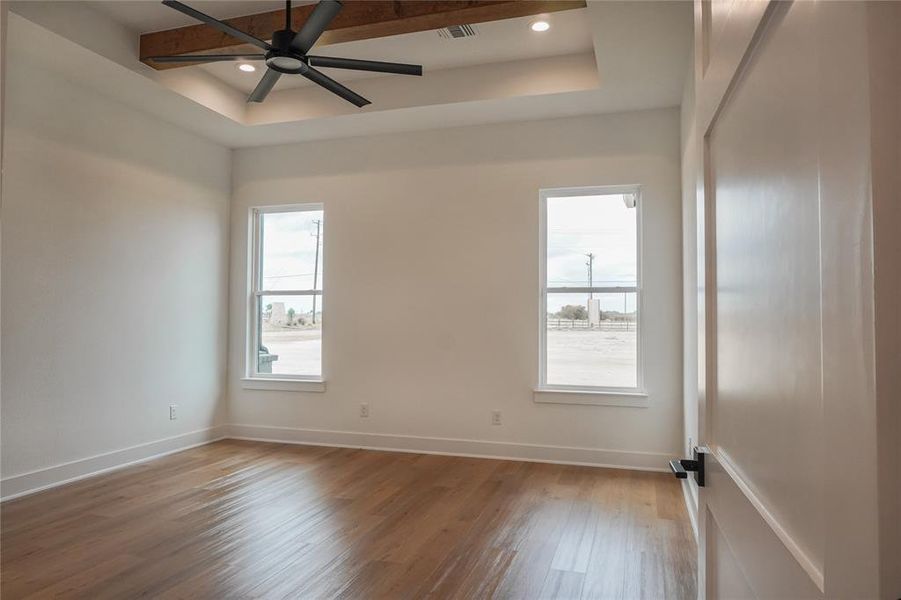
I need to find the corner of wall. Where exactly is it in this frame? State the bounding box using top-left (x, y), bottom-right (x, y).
top-left (679, 21), bottom-right (700, 472)
top-left (220, 145), bottom-right (238, 430)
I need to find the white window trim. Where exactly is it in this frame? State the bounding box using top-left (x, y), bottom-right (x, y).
top-left (240, 378), bottom-right (326, 392)
top-left (536, 185), bottom-right (645, 403)
top-left (532, 387), bottom-right (648, 407)
top-left (244, 203), bottom-right (325, 388)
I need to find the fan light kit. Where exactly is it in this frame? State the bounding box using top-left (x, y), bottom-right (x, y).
top-left (149, 0), bottom-right (423, 106)
top-left (530, 20), bottom-right (551, 32)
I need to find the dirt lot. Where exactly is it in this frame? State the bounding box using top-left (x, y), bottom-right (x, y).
top-left (261, 329), bottom-right (322, 376)
top-left (546, 328), bottom-right (637, 388)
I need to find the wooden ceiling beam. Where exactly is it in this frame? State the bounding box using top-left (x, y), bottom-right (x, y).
top-left (140, 0), bottom-right (586, 69)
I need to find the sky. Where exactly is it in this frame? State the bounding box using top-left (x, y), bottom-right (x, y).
top-left (260, 210), bottom-right (324, 315)
top-left (545, 193), bottom-right (637, 313)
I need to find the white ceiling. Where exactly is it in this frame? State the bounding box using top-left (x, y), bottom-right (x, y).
top-left (8, 1), bottom-right (693, 147)
top-left (200, 10), bottom-right (593, 93)
top-left (87, 1), bottom-right (593, 95)
top-left (87, 1), bottom-right (299, 33)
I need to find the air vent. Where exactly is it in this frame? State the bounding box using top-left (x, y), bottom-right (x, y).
top-left (438, 24), bottom-right (478, 39)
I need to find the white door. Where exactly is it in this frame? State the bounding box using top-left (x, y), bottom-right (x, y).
top-left (691, 1), bottom-right (882, 597)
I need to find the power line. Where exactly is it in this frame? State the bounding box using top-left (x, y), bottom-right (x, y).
top-left (310, 219), bottom-right (322, 325)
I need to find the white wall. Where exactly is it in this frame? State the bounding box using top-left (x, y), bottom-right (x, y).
top-left (228, 108), bottom-right (683, 469)
top-left (679, 25), bottom-right (700, 530)
top-left (0, 41), bottom-right (231, 496)
top-left (1, 0), bottom-right (8, 488)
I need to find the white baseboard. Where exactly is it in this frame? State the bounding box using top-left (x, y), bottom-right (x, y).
top-left (681, 478), bottom-right (699, 542)
top-left (0, 426), bottom-right (228, 501)
top-left (227, 424), bottom-right (672, 472)
top-left (1, 424), bottom-right (674, 502)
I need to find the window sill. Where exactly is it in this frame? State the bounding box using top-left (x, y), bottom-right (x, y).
top-left (533, 387), bottom-right (648, 407)
top-left (241, 378), bottom-right (326, 392)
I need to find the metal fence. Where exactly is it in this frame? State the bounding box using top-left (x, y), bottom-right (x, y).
top-left (547, 319), bottom-right (636, 331)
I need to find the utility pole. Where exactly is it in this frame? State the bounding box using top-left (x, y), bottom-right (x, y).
top-left (585, 253), bottom-right (595, 299)
top-left (311, 219), bottom-right (321, 324)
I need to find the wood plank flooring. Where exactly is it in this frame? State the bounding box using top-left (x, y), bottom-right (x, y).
top-left (1, 440), bottom-right (696, 599)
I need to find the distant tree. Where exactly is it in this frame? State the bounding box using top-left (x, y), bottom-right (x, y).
top-left (554, 304), bottom-right (588, 320)
top-left (287, 308), bottom-right (296, 324)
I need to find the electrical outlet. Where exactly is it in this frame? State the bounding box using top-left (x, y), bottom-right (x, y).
top-left (169, 404), bottom-right (178, 420)
top-left (360, 403), bottom-right (370, 418)
top-left (491, 410), bottom-right (502, 426)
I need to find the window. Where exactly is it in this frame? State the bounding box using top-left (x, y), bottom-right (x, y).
top-left (248, 205), bottom-right (323, 380)
top-left (539, 187), bottom-right (641, 392)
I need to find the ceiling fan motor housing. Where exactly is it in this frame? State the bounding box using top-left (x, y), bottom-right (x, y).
top-left (266, 29), bottom-right (307, 74)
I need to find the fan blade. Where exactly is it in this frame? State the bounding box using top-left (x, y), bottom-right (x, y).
top-left (248, 69), bottom-right (283, 103)
top-left (150, 54), bottom-right (265, 63)
top-left (290, 0), bottom-right (342, 55)
top-left (161, 1), bottom-right (271, 51)
top-left (307, 56), bottom-right (422, 76)
top-left (302, 66), bottom-right (370, 107)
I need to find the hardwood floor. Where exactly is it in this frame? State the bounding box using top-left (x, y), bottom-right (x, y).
top-left (1, 440), bottom-right (696, 599)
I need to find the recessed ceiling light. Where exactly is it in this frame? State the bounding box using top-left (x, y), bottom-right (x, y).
top-left (237, 63), bottom-right (256, 73)
top-left (530, 20), bottom-right (550, 32)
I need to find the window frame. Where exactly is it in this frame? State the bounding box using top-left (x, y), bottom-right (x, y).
top-left (246, 203), bottom-right (325, 383)
top-left (537, 185), bottom-right (644, 395)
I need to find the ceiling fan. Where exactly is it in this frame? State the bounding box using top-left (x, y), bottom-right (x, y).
top-left (149, 0), bottom-right (423, 106)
